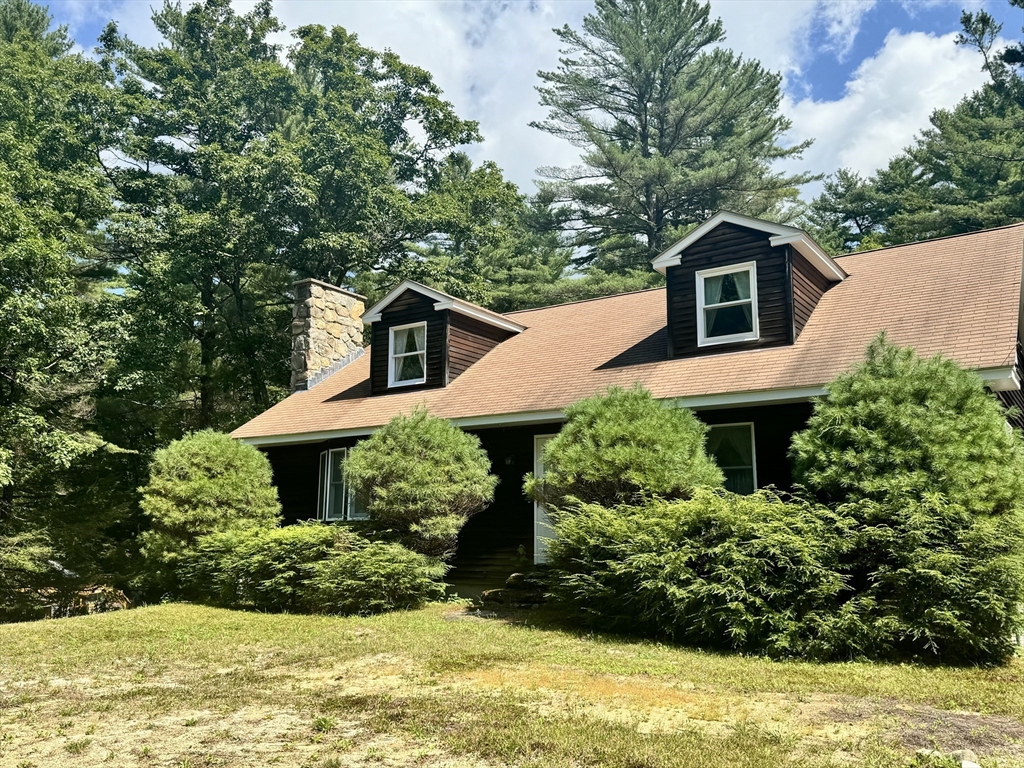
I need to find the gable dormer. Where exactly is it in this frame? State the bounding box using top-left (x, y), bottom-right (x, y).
top-left (651, 212), bottom-right (846, 359)
top-left (363, 281), bottom-right (525, 395)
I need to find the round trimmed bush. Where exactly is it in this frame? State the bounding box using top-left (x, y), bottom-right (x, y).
top-left (343, 408), bottom-right (497, 558)
top-left (524, 385), bottom-right (723, 510)
top-left (139, 430), bottom-right (281, 592)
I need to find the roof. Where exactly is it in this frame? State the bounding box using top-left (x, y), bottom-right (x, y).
top-left (651, 210), bottom-right (847, 281)
top-left (233, 223), bottom-right (1024, 445)
top-left (362, 279), bottom-right (526, 334)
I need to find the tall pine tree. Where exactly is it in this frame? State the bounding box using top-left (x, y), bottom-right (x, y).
top-left (532, 0), bottom-right (815, 272)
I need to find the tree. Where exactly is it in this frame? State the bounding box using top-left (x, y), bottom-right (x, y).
top-left (0, 0), bottom-right (121, 592)
top-left (344, 409), bottom-right (497, 559)
top-left (525, 385), bottom-right (723, 510)
top-left (791, 335), bottom-right (1024, 664)
top-left (532, 0), bottom-right (815, 272)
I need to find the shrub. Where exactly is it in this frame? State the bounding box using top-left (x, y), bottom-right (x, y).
top-left (815, 494), bottom-right (1024, 665)
top-left (0, 527), bottom-right (57, 621)
top-left (344, 408), bottom-right (497, 558)
top-left (178, 523), bottom-right (352, 611)
top-left (178, 523), bottom-right (446, 616)
top-left (790, 334), bottom-right (1024, 514)
top-left (546, 489), bottom-right (844, 657)
top-left (139, 430), bottom-right (281, 593)
top-left (791, 335), bottom-right (1024, 664)
top-left (305, 541), bottom-right (448, 616)
top-left (524, 385), bottom-right (722, 510)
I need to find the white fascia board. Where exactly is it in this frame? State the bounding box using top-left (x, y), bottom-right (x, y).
top-left (432, 300), bottom-right (526, 333)
top-left (239, 366), bottom-right (1020, 447)
top-left (362, 280), bottom-right (453, 325)
top-left (768, 233), bottom-right (848, 281)
top-left (237, 409), bottom-right (567, 447)
top-left (361, 279), bottom-right (525, 334)
top-left (651, 211), bottom-right (802, 275)
top-left (979, 365), bottom-right (1021, 391)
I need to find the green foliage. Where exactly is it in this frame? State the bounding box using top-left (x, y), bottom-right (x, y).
top-left (532, 0), bottom-right (814, 271)
top-left (546, 490), bottom-right (844, 657)
top-left (139, 430), bottom-right (280, 591)
top-left (178, 522), bottom-right (446, 616)
top-left (525, 385), bottom-right (723, 510)
top-left (791, 335), bottom-right (1024, 664)
top-left (791, 334), bottom-right (1024, 514)
top-left (0, 526), bottom-right (56, 619)
top-left (304, 540), bottom-right (447, 616)
top-left (344, 409), bottom-right (497, 558)
top-left (815, 494), bottom-right (1024, 665)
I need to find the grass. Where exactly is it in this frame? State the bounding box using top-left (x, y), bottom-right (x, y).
top-left (1, 603), bottom-right (1023, 767)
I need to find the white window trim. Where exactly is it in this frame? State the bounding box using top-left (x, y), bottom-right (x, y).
top-left (696, 261), bottom-right (759, 347)
top-left (707, 422), bottom-right (758, 492)
top-left (533, 433), bottom-right (558, 565)
top-left (387, 321), bottom-right (427, 388)
top-left (318, 447), bottom-right (367, 521)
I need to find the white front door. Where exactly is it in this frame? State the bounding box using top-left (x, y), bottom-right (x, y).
top-left (533, 434), bottom-right (557, 564)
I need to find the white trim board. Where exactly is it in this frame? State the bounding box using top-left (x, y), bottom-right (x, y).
top-left (362, 279), bottom-right (526, 334)
top-left (236, 364), bottom-right (1020, 446)
top-left (650, 211), bottom-right (847, 282)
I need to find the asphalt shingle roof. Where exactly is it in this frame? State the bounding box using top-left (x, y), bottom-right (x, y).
top-left (233, 223), bottom-right (1024, 442)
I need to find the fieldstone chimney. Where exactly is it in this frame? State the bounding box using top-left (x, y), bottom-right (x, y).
top-left (291, 278), bottom-right (366, 392)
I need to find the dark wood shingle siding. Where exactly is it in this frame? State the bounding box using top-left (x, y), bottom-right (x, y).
top-left (369, 289), bottom-right (446, 394)
top-left (792, 251), bottom-right (833, 338)
top-left (666, 223), bottom-right (791, 358)
top-left (447, 314), bottom-right (515, 383)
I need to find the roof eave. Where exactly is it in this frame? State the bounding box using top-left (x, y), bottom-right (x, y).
top-left (361, 279), bottom-right (525, 333)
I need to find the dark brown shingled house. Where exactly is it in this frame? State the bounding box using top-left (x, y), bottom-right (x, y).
top-left (233, 211), bottom-right (1024, 589)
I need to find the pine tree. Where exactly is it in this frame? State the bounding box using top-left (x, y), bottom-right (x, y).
top-left (532, 0), bottom-right (815, 272)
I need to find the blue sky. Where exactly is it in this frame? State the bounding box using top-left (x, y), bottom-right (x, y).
top-left (45, 0), bottom-right (1022, 198)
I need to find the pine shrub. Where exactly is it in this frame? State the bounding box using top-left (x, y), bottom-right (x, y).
top-left (524, 385), bottom-right (723, 510)
top-left (547, 489), bottom-right (844, 657)
top-left (791, 335), bottom-right (1024, 664)
top-left (139, 430), bottom-right (281, 593)
top-left (178, 523), bottom-right (445, 616)
top-left (343, 408), bottom-right (497, 558)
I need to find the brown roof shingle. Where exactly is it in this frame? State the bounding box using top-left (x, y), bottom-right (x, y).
top-left (233, 223), bottom-right (1024, 442)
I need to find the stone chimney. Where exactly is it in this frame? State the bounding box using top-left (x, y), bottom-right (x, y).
top-left (291, 278), bottom-right (366, 392)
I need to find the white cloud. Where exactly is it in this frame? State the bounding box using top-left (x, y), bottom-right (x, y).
top-left (782, 30), bottom-right (991, 191)
top-left (59, 0), bottom-right (993, 203)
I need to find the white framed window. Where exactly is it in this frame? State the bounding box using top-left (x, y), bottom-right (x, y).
top-left (696, 261), bottom-right (759, 346)
top-left (388, 321), bottom-right (427, 387)
top-left (706, 423), bottom-right (757, 495)
top-left (317, 448), bottom-right (370, 521)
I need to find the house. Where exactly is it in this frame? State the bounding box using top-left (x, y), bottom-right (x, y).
top-left (232, 211), bottom-right (1024, 589)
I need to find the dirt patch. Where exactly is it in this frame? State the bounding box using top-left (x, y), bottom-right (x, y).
top-left (831, 698), bottom-right (1024, 756)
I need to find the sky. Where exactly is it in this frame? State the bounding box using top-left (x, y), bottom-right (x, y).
top-left (47, 0), bottom-right (1024, 200)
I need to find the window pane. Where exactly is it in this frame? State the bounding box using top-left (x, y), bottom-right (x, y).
top-left (326, 450), bottom-right (347, 519)
top-left (707, 425), bottom-right (755, 495)
top-left (396, 351), bottom-right (425, 382)
top-left (394, 325), bottom-right (425, 354)
top-left (348, 484), bottom-right (371, 521)
top-left (705, 270), bottom-right (750, 305)
top-left (705, 303), bottom-right (753, 337)
top-left (722, 467), bottom-right (755, 495)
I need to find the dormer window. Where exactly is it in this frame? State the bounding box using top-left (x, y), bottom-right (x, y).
top-left (388, 322), bottom-right (427, 387)
top-left (697, 262), bottom-right (759, 346)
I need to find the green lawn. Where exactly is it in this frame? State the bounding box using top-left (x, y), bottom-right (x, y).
top-left (2, 603), bottom-right (1023, 767)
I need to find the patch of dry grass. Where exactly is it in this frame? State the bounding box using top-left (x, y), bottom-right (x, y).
top-left (0, 603), bottom-right (1022, 767)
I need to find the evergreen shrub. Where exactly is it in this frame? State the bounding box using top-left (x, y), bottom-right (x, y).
top-left (524, 385), bottom-right (723, 510)
top-left (791, 335), bottom-right (1024, 664)
top-left (547, 489), bottom-right (844, 657)
top-left (179, 523), bottom-right (446, 615)
top-left (344, 408), bottom-right (497, 558)
top-left (139, 430), bottom-right (281, 592)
